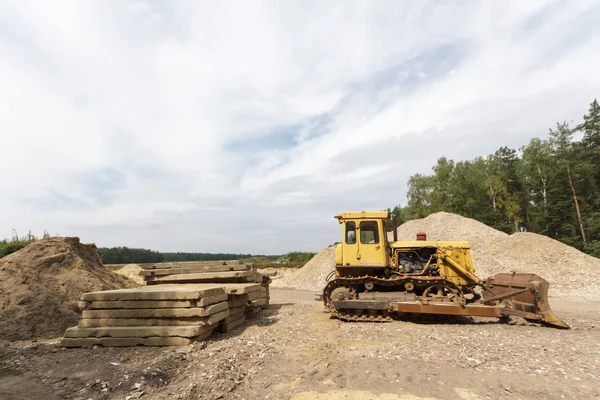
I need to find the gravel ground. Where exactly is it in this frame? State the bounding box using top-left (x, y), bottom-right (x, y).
top-left (1, 289), bottom-right (598, 400)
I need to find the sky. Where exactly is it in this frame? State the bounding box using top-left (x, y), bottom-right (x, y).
top-left (1, 0), bottom-right (600, 254)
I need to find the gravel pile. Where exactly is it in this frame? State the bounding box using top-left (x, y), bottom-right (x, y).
top-left (476, 232), bottom-right (600, 300)
top-left (394, 211), bottom-right (509, 255)
top-left (271, 247), bottom-right (335, 291)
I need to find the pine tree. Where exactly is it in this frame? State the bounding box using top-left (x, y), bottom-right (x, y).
top-left (581, 99), bottom-right (600, 153)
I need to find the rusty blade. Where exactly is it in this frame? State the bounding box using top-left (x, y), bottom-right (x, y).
top-left (485, 272), bottom-right (570, 329)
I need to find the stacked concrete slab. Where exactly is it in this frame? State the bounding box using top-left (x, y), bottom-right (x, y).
top-left (61, 275), bottom-right (272, 347)
top-left (61, 285), bottom-right (230, 347)
top-left (140, 261), bottom-right (261, 285)
top-left (139, 262), bottom-right (272, 334)
top-left (218, 283), bottom-right (267, 333)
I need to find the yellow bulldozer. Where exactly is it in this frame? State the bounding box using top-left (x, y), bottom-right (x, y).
top-left (321, 211), bottom-right (570, 329)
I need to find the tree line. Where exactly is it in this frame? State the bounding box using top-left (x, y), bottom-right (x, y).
top-left (97, 246), bottom-right (278, 264)
top-left (388, 99), bottom-right (600, 258)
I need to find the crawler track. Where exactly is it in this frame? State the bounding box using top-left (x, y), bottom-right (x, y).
top-left (332, 310), bottom-right (393, 322)
top-left (323, 275), bottom-right (463, 322)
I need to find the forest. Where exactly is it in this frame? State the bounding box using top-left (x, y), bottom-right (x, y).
top-left (388, 99), bottom-right (600, 257)
top-left (97, 247), bottom-right (277, 265)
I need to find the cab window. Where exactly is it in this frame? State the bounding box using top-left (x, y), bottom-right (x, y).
top-left (345, 221), bottom-right (356, 244)
top-left (360, 221), bottom-right (379, 244)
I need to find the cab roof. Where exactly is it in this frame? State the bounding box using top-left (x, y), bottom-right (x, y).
top-left (334, 211), bottom-right (389, 221)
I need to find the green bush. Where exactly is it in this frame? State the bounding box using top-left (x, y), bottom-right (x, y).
top-left (0, 230), bottom-right (48, 259)
top-left (277, 251), bottom-right (316, 264)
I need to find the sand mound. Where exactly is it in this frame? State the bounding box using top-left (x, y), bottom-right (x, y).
top-left (271, 247), bottom-right (336, 291)
top-left (114, 264), bottom-right (145, 285)
top-left (0, 237), bottom-right (137, 340)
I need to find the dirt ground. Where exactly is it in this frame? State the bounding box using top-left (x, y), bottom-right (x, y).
top-left (1, 289), bottom-right (598, 400)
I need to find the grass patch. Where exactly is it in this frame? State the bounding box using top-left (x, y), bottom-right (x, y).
top-left (0, 363), bottom-right (21, 377)
top-left (277, 251), bottom-right (316, 264)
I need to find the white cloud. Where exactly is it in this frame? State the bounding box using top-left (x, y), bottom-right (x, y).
top-left (1, 0), bottom-right (599, 253)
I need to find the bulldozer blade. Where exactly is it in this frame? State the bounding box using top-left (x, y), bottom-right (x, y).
top-left (485, 273), bottom-right (570, 329)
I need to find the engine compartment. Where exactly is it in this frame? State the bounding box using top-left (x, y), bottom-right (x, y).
top-left (394, 247), bottom-right (440, 276)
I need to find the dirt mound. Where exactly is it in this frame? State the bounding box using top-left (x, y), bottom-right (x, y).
top-left (271, 247), bottom-right (336, 291)
top-left (0, 237), bottom-right (137, 340)
top-left (476, 232), bottom-right (600, 300)
top-left (114, 264), bottom-right (145, 285)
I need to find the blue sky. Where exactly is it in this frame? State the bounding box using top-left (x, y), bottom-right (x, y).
top-left (1, 0), bottom-right (600, 254)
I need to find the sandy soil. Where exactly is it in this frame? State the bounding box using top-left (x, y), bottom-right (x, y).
top-left (1, 289), bottom-right (598, 400)
top-left (113, 264), bottom-right (145, 286)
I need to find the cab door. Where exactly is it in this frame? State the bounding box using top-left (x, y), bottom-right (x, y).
top-left (356, 220), bottom-right (386, 266)
top-left (342, 220), bottom-right (359, 266)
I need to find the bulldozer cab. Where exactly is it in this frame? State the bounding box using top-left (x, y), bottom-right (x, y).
top-left (335, 211), bottom-right (389, 272)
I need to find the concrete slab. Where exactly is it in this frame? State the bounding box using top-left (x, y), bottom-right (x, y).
top-left (250, 298), bottom-right (268, 307)
top-left (228, 305), bottom-right (246, 316)
top-left (218, 316), bottom-right (246, 333)
top-left (82, 301), bottom-right (229, 319)
top-left (247, 307), bottom-right (262, 315)
top-left (220, 283), bottom-right (261, 294)
top-left (61, 336), bottom-right (194, 347)
top-left (228, 299), bottom-right (248, 308)
top-left (247, 291), bottom-right (263, 301)
top-left (64, 324), bottom-right (217, 338)
top-left (78, 309), bottom-right (231, 328)
top-left (78, 293), bottom-right (228, 310)
top-left (147, 261), bottom-right (241, 270)
top-left (228, 293), bottom-right (249, 300)
top-left (145, 271), bottom-right (255, 284)
top-left (81, 285), bottom-right (225, 301)
top-left (78, 300), bottom-right (194, 309)
top-left (205, 309), bottom-right (230, 325)
top-left (224, 311), bottom-right (248, 324)
top-left (140, 265), bottom-right (249, 276)
top-left (60, 329), bottom-right (214, 347)
top-left (195, 293), bottom-right (229, 306)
